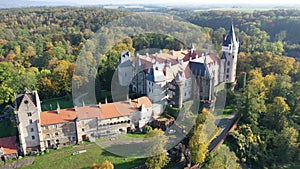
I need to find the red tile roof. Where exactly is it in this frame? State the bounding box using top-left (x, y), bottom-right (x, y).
top-left (40, 97), bottom-right (152, 125)
top-left (0, 136), bottom-right (17, 155)
top-left (77, 106), bottom-right (101, 120)
top-left (40, 108), bottom-right (77, 126)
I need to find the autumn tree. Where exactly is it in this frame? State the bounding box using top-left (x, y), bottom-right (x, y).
top-left (188, 108), bottom-right (217, 164)
top-left (91, 160), bottom-right (114, 169)
top-left (145, 129), bottom-right (170, 169)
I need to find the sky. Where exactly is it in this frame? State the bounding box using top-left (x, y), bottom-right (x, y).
top-left (35, 0), bottom-right (300, 5)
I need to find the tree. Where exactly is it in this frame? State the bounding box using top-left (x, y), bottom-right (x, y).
top-left (144, 125), bottom-right (153, 134)
top-left (145, 129), bottom-right (170, 169)
top-left (189, 124), bottom-right (209, 164)
top-left (91, 160), bottom-right (114, 169)
top-left (203, 145), bottom-right (241, 169)
top-left (188, 108), bottom-right (217, 164)
top-left (263, 96), bottom-right (290, 131)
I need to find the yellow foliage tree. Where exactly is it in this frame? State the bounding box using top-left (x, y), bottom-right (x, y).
top-left (91, 160), bottom-right (114, 169)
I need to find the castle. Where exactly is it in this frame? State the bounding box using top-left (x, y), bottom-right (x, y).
top-left (118, 24), bottom-right (239, 109)
top-left (13, 24), bottom-right (238, 156)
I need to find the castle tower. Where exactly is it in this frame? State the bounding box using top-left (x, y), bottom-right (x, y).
top-left (15, 89), bottom-right (45, 155)
top-left (118, 51), bottom-right (133, 86)
top-left (174, 72), bottom-right (184, 108)
top-left (220, 24), bottom-right (239, 83)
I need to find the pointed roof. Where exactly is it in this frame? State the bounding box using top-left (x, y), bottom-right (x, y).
top-left (222, 24), bottom-right (238, 47)
top-left (221, 52), bottom-right (227, 60)
top-left (175, 72), bottom-right (184, 82)
top-left (15, 90), bottom-right (38, 109)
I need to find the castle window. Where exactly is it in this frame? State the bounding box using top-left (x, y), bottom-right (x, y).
top-left (226, 75), bottom-right (229, 79)
top-left (29, 119), bottom-right (33, 124)
top-left (55, 132), bottom-right (58, 136)
top-left (32, 136), bottom-right (35, 140)
top-left (72, 137), bottom-right (75, 140)
top-left (232, 55), bottom-right (234, 59)
top-left (27, 112), bottom-right (32, 117)
top-left (54, 124), bottom-right (58, 128)
top-left (82, 128), bottom-right (85, 132)
top-left (30, 128), bottom-right (34, 132)
top-left (227, 61), bottom-right (230, 66)
top-left (227, 68), bottom-right (230, 73)
top-left (24, 100), bottom-right (28, 104)
top-left (45, 126), bottom-right (49, 130)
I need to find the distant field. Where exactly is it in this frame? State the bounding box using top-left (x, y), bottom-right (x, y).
top-left (193, 7), bottom-right (274, 12)
top-left (0, 120), bottom-right (17, 138)
top-left (19, 142), bottom-right (145, 169)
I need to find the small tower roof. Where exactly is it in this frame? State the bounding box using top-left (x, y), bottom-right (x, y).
top-left (175, 72), bottom-right (184, 82)
top-left (222, 24), bottom-right (238, 47)
top-left (221, 52), bottom-right (227, 60)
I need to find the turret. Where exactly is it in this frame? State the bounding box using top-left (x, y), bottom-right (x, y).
top-left (221, 24), bottom-right (239, 83)
top-left (118, 51), bottom-right (133, 86)
top-left (174, 72), bottom-right (184, 108)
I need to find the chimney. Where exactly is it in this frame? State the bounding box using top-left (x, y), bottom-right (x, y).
top-left (57, 102), bottom-right (60, 114)
top-left (128, 99), bottom-right (131, 104)
top-left (223, 34), bottom-right (226, 42)
top-left (171, 50), bottom-right (174, 56)
top-left (82, 100), bottom-right (85, 107)
top-left (74, 106), bottom-right (78, 112)
top-left (137, 98), bottom-right (140, 104)
top-left (105, 97), bottom-right (108, 104)
top-left (98, 102), bottom-right (101, 108)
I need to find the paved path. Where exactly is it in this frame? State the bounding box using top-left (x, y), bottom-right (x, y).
top-left (208, 115), bottom-right (241, 152)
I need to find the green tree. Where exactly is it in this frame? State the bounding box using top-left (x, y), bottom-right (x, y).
top-left (203, 145), bottom-right (241, 169)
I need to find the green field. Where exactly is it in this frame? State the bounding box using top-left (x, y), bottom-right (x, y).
top-left (19, 143), bottom-right (145, 169)
top-left (0, 120), bottom-right (17, 138)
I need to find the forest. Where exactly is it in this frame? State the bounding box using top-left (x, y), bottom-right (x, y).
top-left (0, 7), bottom-right (299, 168)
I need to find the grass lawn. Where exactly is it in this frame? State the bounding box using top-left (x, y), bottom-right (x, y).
top-left (0, 120), bottom-right (17, 138)
top-left (126, 133), bottom-right (146, 139)
top-left (41, 96), bottom-right (74, 111)
top-left (19, 143), bottom-right (145, 169)
top-left (215, 105), bottom-right (235, 118)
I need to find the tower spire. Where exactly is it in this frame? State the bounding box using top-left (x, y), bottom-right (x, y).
top-left (222, 23), bottom-right (238, 47)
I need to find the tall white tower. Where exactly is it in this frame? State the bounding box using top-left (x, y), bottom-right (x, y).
top-left (220, 24), bottom-right (239, 83)
top-left (15, 90), bottom-right (45, 155)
